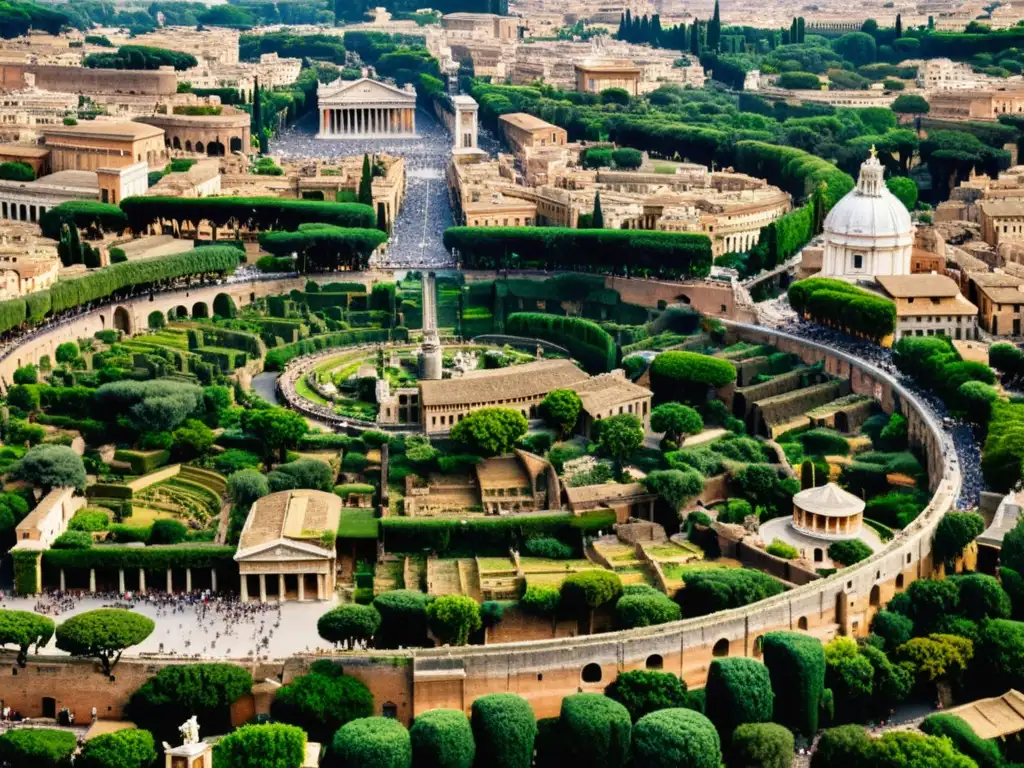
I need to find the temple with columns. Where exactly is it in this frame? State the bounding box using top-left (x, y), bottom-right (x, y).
top-left (316, 77), bottom-right (418, 139)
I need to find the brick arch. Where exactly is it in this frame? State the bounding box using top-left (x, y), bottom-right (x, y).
top-left (112, 305), bottom-right (133, 335)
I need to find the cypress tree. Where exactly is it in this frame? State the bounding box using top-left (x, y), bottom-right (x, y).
top-left (651, 14), bottom-right (662, 45)
top-left (708, 0), bottom-right (721, 51)
top-left (359, 154), bottom-right (373, 206)
top-left (790, 18), bottom-right (797, 43)
top-left (895, 13), bottom-right (903, 38)
top-left (797, 17), bottom-right (805, 42)
top-left (639, 15), bottom-right (650, 43)
top-left (624, 9), bottom-right (632, 39)
top-left (617, 12), bottom-right (625, 39)
top-left (592, 192), bottom-right (604, 229)
top-left (690, 21), bottom-right (702, 56)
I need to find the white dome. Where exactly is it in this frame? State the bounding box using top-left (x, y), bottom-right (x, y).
top-left (823, 155), bottom-right (913, 240)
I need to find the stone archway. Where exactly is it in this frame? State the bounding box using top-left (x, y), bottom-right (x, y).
top-left (207, 140), bottom-right (225, 157)
top-left (192, 301), bottom-right (209, 319)
top-left (172, 136), bottom-right (181, 150)
top-left (230, 136), bottom-right (243, 153)
top-left (112, 306), bottom-right (133, 335)
top-left (196, 141), bottom-right (204, 154)
top-left (185, 140), bottom-right (192, 152)
top-left (174, 305), bottom-right (189, 319)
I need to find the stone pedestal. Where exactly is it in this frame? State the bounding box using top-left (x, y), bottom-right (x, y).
top-left (164, 741), bottom-right (212, 768)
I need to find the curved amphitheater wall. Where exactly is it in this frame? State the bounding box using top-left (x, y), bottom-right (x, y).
top-left (0, 292), bottom-right (959, 725)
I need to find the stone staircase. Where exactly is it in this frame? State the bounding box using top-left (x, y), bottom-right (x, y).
top-left (427, 558), bottom-right (463, 596)
top-left (478, 556), bottom-right (520, 601)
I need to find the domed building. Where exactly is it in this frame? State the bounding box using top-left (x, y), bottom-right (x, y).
top-left (819, 149), bottom-right (914, 280)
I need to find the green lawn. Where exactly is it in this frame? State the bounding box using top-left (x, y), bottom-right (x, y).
top-left (338, 509), bottom-right (379, 539)
top-left (294, 375), bottom-right (330, 406)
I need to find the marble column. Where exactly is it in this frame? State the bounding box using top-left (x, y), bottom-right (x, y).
top-left (258, 573), bottom-right (267, 603)
top-left (186, 567), bottom-right (192, 593)
top-left (118, 569), bottom-right (125, 593)
top-left (278, 573), bottom-right (286, 603)
top-left (298, 576), bottom-right (305, 602)
top-left (139, 568), bottom-right (146, 594)
top-left (166, 568), bottom-right (173, 594)
top-left (59, 568), bottom-right (65, 591)
top-left (240, 575), bottom-right (248, 602)
top-left (211, 568), bottom-right (217, 593)
top-left (89, 569), bottom-right (96, 593)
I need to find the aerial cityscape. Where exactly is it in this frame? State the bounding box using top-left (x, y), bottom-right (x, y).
top-left (0, 0), bottom-right (1024, 766)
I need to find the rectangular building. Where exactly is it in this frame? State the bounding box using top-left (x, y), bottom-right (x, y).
top-left (876, 274), bottom-right (979, 340)
top-left (41, 121), bottom-right (166, 172)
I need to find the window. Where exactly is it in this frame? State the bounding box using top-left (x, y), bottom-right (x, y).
top-left (853, 254), bottom-right (864, 269)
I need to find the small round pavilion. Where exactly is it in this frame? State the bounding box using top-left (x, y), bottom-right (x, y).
top-left (791, 482), bottom-right (866, 539)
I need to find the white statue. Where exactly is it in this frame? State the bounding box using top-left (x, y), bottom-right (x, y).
top-left (180, 716), bottom-right (200, 745)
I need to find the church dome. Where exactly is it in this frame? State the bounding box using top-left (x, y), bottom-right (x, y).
top-left (823, 153), bottom-right (913, 241)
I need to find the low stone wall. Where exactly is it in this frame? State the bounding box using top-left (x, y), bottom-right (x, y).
top-left (736, 539), bottom-right (820, 587)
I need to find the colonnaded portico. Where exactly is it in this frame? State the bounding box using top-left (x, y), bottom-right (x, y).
top-left (317, 77), bottom-right (417, 139)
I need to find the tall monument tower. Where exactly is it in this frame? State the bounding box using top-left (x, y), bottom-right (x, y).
top-left (420, 271), bottom-right (442, 380)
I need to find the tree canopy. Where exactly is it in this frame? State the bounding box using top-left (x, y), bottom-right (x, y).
top-left (54, 608), bottom-right (155, 675)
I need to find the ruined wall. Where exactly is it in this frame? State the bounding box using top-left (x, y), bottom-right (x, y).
top-left (0, 65), bottom-right (177, 95)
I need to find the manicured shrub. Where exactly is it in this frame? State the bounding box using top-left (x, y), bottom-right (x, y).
top-left (409, 709), bottom-right (475, 768)
top-left (317, 604), bottom-right (381, 647)
top-left (675, 569), bottom-right (784, 617)
top-left (921, 713), bottom-right (1001, 768)
top-left (766, 539), bottom-right (798, 559)
top-left (614, 593), bottom-right (681, 628)
top-left (604, 669), bottom-right (690, 722)
top-left (470, 693), bottom-right (537, 768)
top-left (630, 708), bottom-right (721, 768)
top-left (797, 428), bottom-right (849, 456)
top-left (524, 536), bottom-right (573, 559)
top-left (270, 663), bottom-right (373, 743)
top-left (561, 570), bottom-right (623, 616)
top-left (762, 632), bottom-right (825, 736)
top-left (649, 351), bottom-right (736, 405)
top-left (560, 693), bottom-right (632, 768)
top-left (0, 728), bottom-right (76, 767)
top-left (810, 725), bottom-right (872, 768)
top-left (520, 585), bottom-right (561, 616)
top-left (728, 723), bottom-right (794, 768)
top-left (212, 723), bottom-right (306, 768)
top-left (331, 717), bottom-right (411, 768)
top-left (373, 589), bottom-right (431, 649)
top-left (427, 595), bottom-right (482, 646)
top-left (76, 728), bottom-right (156, 768)
top-left (704, 657), bottom-right (774, 744)
top-left (827, 539), bottom-right (873, 566)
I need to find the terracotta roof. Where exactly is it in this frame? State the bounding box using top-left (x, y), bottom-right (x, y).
top-left (876, 274), bottom-right (961, 298)
top-left (792, 482), bottom-right (865, 517)
top-left (419, 359), bottom-right (588, 408)
top-left (237, 488), bottom-right (341, 551)
top-left (982, 201), bottom-right (1024, 218)
top-left (43, 121), bottom-right (164, 141)
top-left (475, 456), bottom-right (530, 488)
top-left (499, 112), bottom-right (559, 132)
top-left (944, 690), bottom-right (1024, 739)
top-left (565, 482), bottom-right (650, 507)
top-left (575, 373), bottom-right (652, 415)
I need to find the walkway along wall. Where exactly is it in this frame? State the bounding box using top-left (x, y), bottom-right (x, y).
top-left (0, 294), bottom-right (959, 722)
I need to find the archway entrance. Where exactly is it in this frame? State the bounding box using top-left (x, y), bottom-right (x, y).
top-left (172, 136), bottom-right (181, 150)
top-left (112, 306), bottom-right (132, 334)
top-left (192, 302), bottom-right (209, 319)
top-left (207, 141), bottom-right (225, 157)
top-left (230, 137), bottom-right (243, 153)
top-left (195, 141), bottom-right (204, 154)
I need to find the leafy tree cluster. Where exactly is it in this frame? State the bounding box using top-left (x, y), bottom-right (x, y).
top-left (648, 350), bottom-right (737, 405)
top-left (788, 277), bottom-right (896, 341)
top-left (271, 661), bottom-right (374, 743)
top-left (84, 45), bottom-right (198, 71)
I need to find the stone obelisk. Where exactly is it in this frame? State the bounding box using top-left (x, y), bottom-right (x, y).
top-left (420, 271), bottom-right (442, 380)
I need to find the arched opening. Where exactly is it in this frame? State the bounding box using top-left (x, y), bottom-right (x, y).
top-left (752, 636), bottom-right (763, 657)
top-left (813, 548), bottom-right (823, 562)
top-left (230, 136), bottom-right (243, 153)
top-left (185, 140), bottom-right (192, 152)
top-left (19, 203), bottom-right (26, 220)
top-left (712, 639), bottom-right (729, 657)
top-left (42, 697), bottom-right (56, 718)
top-left (581, 663), bottom-right (602, 683)
top-left (112, 306), bottom-right (132, 335)
top-left (645, 654), bottom-right (663, 670)
top-left (174, 305), bottom-right (189, 319)
top-left (895, 574), bottom-right (905, 590)
top-left (207, 140), bottom-right (225, 157)
top-left (676, 294), bottom-right (692, 305)
top-left (869, 585), bottom-right (881, 607)
top-left (195, 141), bottom-right (204, 154)
top-left (172, 136), bottom-right (181, 150)
top-left (797, 616), bottom-right (808, 631)
top-left (192, 302), bottom-right (209, 319)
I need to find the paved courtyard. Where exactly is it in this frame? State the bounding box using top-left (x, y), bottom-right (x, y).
top-left (271, 108), bottom-right (458, 268)
top-left (0, 592), bottom-right (348, 661)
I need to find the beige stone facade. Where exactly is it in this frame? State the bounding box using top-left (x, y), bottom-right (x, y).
top-left (499, 113), bottom-right (567, 155)
top-left (0, 223), bottom-right (59, 298)
top-left (876, 274), bottom-right (979, 341)
top-left (575, 60), bottom-right (641, 95)
top-left (137, 107), bottom-right (251, 156)
top-left (929, 87), bottom-right (1024, 121)
top-left (234, 489), bottom-right (341, 602)
top-left (318, 78), bottom-right (417, 139)
top-left (41, 120), bottom-right (166, 172)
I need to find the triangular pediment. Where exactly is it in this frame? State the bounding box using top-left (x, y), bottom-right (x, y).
top-left (235, 539), bottom-right (332, 562)
top-left (319, 78), bottom-right (415, 104)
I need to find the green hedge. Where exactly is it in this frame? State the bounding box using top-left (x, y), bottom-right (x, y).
top-left (87, 483), bottom-right (134, 500)
top-left (120, 196), bottom-right (376, 232)
top-left (409, 709), bottom-right (475, 768)
top-left (380, 510), bottom-right (615, 556)
top-left (505, 312), bottom-right (616, 373)
top-left (471, 694), bottom-right (537, 768)
top-left (762, 632), bottom-right (825, 737)
top-left (39, 200), bottom-right (129, 240)
top-left (649, 351), bottom-right (737, 405)
top-left (560, 694), bottom-right (631, 768)
top-left (331, 717), bottom-right (412, 768)
top-left (43, 545), bottom-right (236, 570)
top-left (920, 714), bottom-right (1001, 768)
top-left (12, 550), bottom-right (39, 595)
top-left (198, 346), bottom-right (248, 372)
top-left (788, 278), bottom-right (896, 341)
top-left (704, 658), bottom-right (774, 744)
top-left (264, 328), bottom-right (407, 370)
top-left (443, 227), bottom-right (712, 280)
top-left (113, 449), bottom-right (170, 475)
top-left (259, 225), bottom-right (388, 272)
top-left (733, 141), bottom-right (854, 212)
